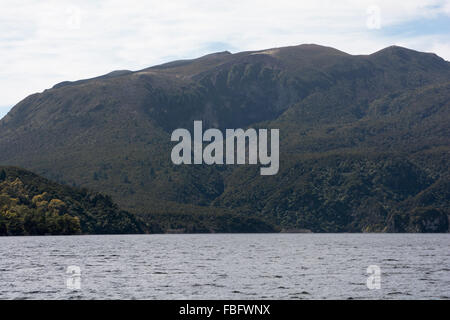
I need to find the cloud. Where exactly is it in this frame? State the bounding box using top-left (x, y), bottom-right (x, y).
top-left (1, 0), bottom-right (449, 116)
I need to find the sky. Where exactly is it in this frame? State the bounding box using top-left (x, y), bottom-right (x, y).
top-left (1, 0), bottom-right (450, 119)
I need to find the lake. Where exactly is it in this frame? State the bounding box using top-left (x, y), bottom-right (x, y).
top-left (0, 234), bottom-right (449, 299)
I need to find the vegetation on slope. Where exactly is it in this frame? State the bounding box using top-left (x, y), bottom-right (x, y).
top-left (0, 167), bottom-right (276, 235)
top-left (0, 167), bottom-right (143, 235)
top-left (0, 44), bottom-right (449, 233)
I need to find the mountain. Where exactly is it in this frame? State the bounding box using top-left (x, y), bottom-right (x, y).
top-left (0, 44), bottom-right (449, 232)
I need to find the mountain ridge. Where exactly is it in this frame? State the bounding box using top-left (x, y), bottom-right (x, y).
top-left (21, 44), bottom-right (447, 96)
top-left (0, 44), bottom-right (449, 232)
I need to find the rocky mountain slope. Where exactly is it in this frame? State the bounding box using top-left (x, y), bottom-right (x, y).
top-left (0, 44), bottom-right (448, 232)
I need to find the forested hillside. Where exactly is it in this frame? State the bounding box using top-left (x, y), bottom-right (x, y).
top-left (0, 44), bottom-right (448, 232)
top-left (0, 167), bottom-right (143, 235)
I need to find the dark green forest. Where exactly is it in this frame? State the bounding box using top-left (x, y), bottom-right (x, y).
top-left (0, 167), bottom-right (275, 235)
top-left (0, 44), bottom-right (448, 234)
top-left (0, 167), bottom-right (144, 235)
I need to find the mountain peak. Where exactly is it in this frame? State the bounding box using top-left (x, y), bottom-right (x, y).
top-left (253, 43), bottom-right (349, 56)
top-left (369, 44), bottom-right (448, 68)
top-left (372, 45), bottom-right (419, 55)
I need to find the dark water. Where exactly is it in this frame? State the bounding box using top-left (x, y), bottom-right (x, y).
top-left (0, 234), bottom-right (449, 299)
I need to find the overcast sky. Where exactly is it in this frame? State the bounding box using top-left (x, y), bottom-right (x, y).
top-left (1, 0), bottom-right (449, 118)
